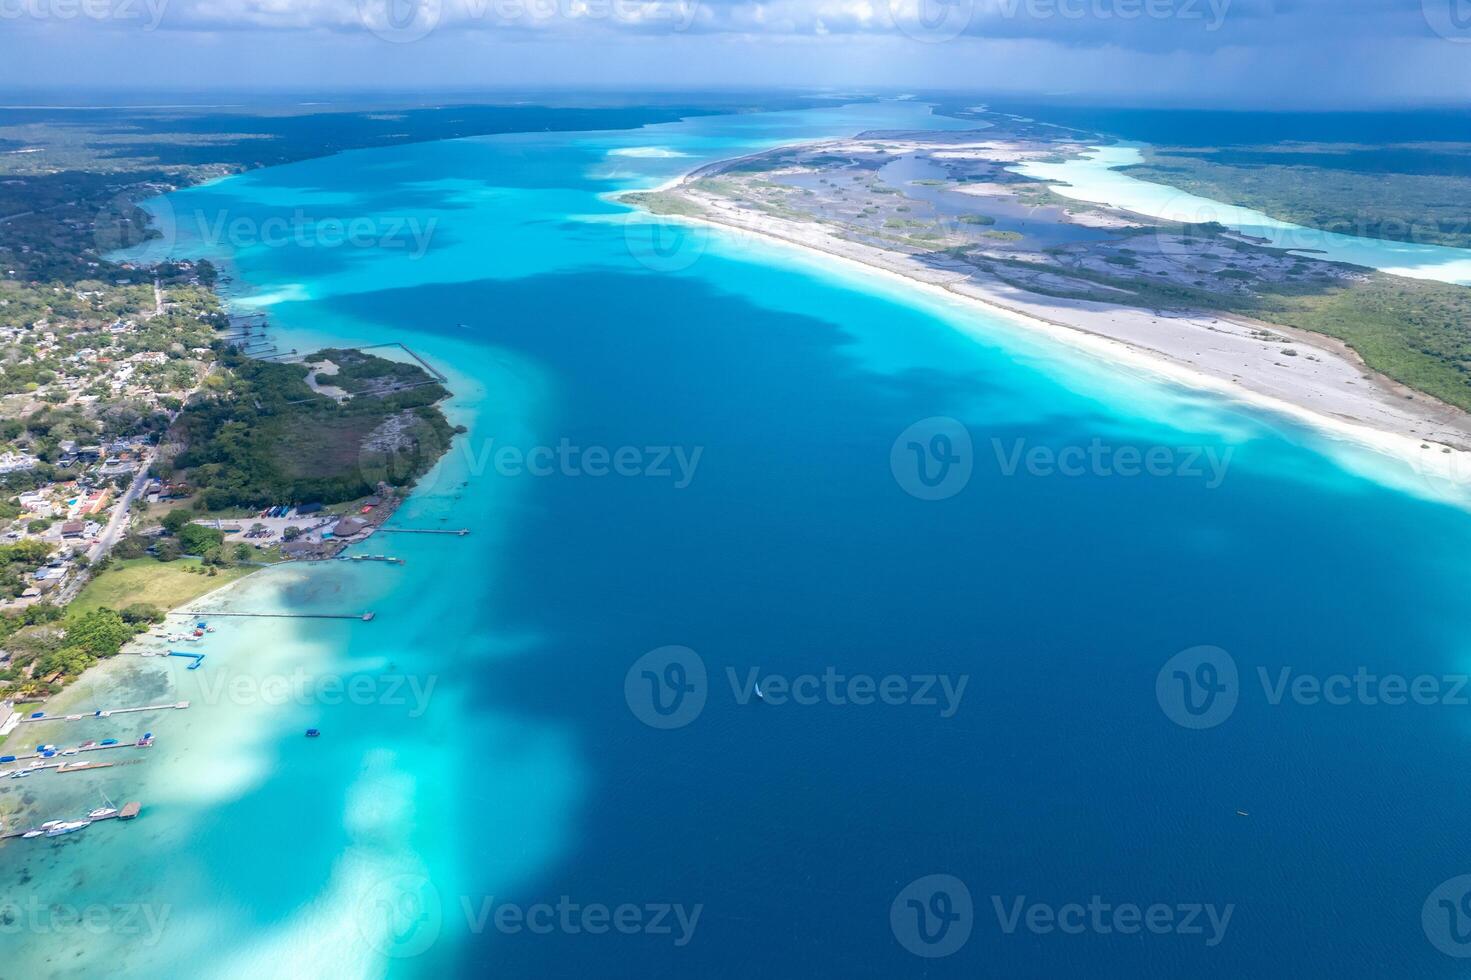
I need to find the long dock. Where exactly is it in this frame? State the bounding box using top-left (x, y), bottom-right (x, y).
top-left (3, 738), bottom-right (152, 764)
top-left (1, 757), bottom-right (145, 778)
top-left (18, 702), bottom-right (189, 723)
top-left (172, 610), bottom-right (375, 621)
top-left (357, 342), bottom-right (448, 383)
top-left (2, 801), bottom-right (143, 840)
top-left (375, 528), bottom-right (469, 536)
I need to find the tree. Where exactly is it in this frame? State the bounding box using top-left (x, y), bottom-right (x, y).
top-left (119, 602), bottom-right (163, 624)
top-left (113, 534), bottom-right (148, 559)
top-left (154, 538), bottom-right (182, 562)
top-left (177, 522), bottom-right (224, 555)
top-left (37, 646), bottom-right (94, 679)
top-left (161, 509), bottom-right (192, 535)
top-left (23, 603), bottom-right (62, 625)
top-left (64, 608), bottom-right (132, 656)
top-left (0, 539), bottom-right (51, 566)
top-left (202, 545), bottom-right (234, 568)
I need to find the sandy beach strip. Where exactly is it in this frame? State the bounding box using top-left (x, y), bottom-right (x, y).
top-left (614, 178), bottom-right (1471, 501)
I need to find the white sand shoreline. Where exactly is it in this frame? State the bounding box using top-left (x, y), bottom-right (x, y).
top-left (613, 175), bottom-right (1471, 505)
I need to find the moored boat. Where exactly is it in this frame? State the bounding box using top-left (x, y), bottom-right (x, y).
top-left (89, 790), bottom-right (119, 818)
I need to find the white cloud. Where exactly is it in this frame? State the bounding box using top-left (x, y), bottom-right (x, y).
top-left (1, 0), bottom-right (1468, 103)
top-left (5, 0), bottom-right (1448, 50)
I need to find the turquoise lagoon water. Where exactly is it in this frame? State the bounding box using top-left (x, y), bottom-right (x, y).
top-left (6, 102), bottom-right (1471, 977)
top-left (1015, 145), bottom-right (1471, 284)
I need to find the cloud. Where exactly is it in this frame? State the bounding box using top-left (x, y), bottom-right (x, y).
top-left (2, 0), bottom-right (1469, 105)
top-left (3, 0), bottom-right (1453, 51)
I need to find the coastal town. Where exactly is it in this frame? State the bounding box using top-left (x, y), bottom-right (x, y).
top-left (4, 0), bottom-right (1471, 970)
top-left (0, 172), bottom-right (457, 709)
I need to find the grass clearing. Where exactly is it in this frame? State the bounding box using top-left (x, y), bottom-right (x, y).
top-left (69, 557), bottom-right (255, 617)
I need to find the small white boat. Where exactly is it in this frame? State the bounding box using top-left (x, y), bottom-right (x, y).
top-left (44, 820), bottom-right (89, 837)
top-left (89, 789), bottom-right (118, 821)
top-left (21, 829), bottom-right (43, 838)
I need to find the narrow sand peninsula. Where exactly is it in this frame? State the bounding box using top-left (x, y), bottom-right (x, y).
top-left (622, 173), bottom-right (1471, 496)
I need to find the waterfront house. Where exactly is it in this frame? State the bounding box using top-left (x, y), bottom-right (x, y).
top-left (333, 516), bottom-right (369, 539)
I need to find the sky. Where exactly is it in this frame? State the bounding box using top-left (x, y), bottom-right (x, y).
top-left (0, 0), bottom-right (1470, 105)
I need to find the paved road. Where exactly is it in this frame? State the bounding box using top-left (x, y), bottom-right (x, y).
top-left (52, 455), bottom-right (156, 605)
top-left (89, 460), bottom-right (153, 562)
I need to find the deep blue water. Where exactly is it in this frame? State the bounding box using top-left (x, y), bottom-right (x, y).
top-left (977, 101), bottom-right (1471, 150)
top-left (11, 100), bottom-right (1471, 978)
top-left (972, 101), bottom-right (1471, 179)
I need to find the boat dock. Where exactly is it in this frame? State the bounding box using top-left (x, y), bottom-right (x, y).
top-left (357, 341), bottom-right (448, 383)
top-left (1, 757), bottom-right (145, 778)
top-left (18, 702), bottom-right (189, 723)
top-left (55, 760), bottom-right (114, 773)
top-left (376, 528), bottom-right (469, 536)
top-left (168, 650), bottom-right (206, 669)
top-left (2, 753), bottom-right (144, 771)
top-left (343, 554), bottom-right (405, 565)
top-left (3, 737), bottom-right (152, 764)
top-left (1, 801), bottom-right (143, 841)
top-left (172, 610), bottom-right (375, 622)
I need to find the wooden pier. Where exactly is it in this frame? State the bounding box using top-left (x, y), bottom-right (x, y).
top-left (376, 528), bottom-right (469, 536)
top-left (4, 738), bottom-right (152, 764)
top-left (172, 610), bottom-right (375, 621)
top-left (3, 756), bottom-right (145, 775)
top-left (1, 757), bottom-right (144, 778)
top-left (55, 760), bottom-right (114, 773)
top-left (2, 801), bottom-right (143, 841)
top-left (357, 342), bottom-right (448, 383)
top-left (18, 701), bottom-right (189, 723)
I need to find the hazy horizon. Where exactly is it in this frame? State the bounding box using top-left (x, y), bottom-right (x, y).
top-left (3, 0), bottom-right (1471, 108)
